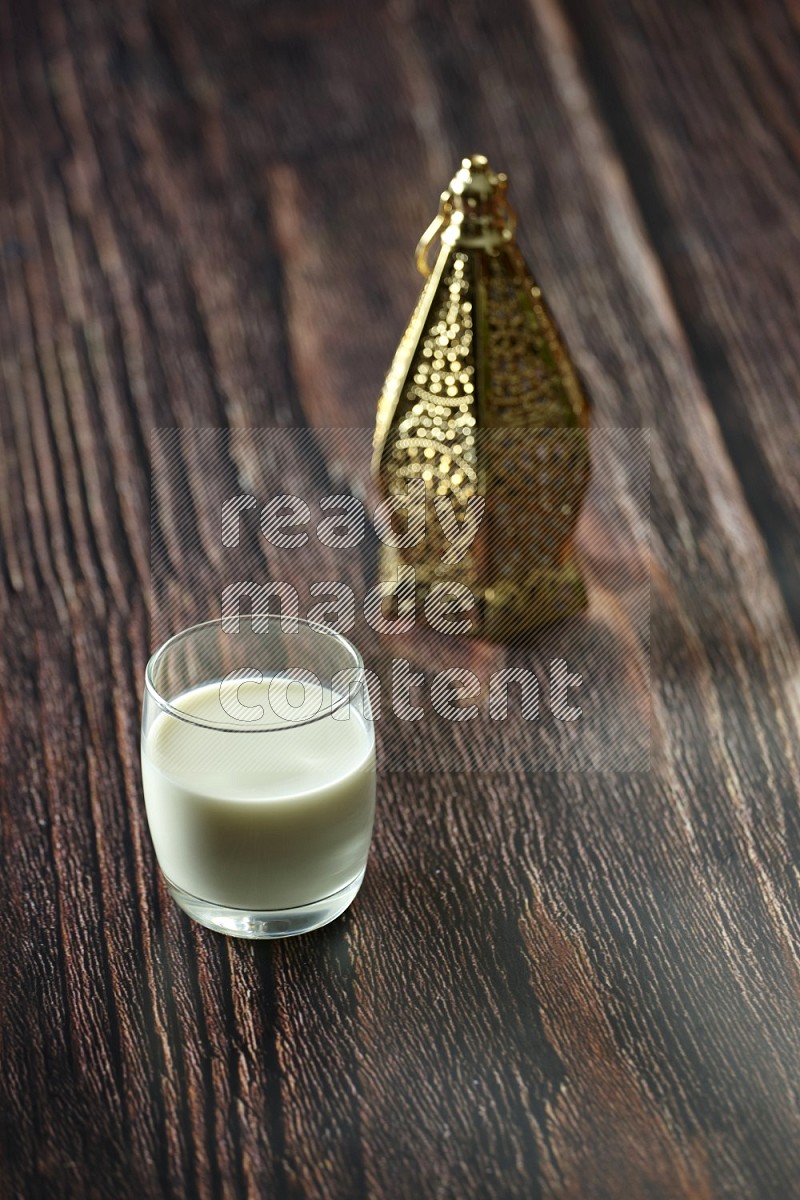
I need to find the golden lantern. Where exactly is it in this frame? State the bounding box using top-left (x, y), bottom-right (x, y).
top-left (372, 155), bottom-right (591, 638)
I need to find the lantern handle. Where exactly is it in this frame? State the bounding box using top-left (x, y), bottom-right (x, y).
top-left (415, 190), bottom-right (452, 277)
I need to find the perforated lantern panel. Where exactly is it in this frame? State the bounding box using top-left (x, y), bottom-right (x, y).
top-left (373, 157), bottom-right (590, 637)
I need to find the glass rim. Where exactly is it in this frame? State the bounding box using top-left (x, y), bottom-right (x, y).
top-left (144, 615), bottom-right (367, 733)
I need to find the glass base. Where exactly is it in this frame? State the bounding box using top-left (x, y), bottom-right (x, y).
top-left (164, 869), bottom-right (366, 939)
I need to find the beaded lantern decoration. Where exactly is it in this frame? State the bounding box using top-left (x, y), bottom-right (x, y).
top-left (372, 155), bottom-right (591, 638)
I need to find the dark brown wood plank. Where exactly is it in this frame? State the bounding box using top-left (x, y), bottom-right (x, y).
top-left (558, 0), bottom-right (800, 628)
top-left (0, 0), bottom-right (798, 1198)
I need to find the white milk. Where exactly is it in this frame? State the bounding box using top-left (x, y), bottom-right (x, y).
top-left (141, 677), bottom-right (375, 911)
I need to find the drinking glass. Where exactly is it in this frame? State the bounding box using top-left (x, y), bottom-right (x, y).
top-left (141, 616), bottom-right (376, 938)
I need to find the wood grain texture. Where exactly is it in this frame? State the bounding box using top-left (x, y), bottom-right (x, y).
top-left (0, 0), bottom-right (799, 1198)
top-left (560, 0), bottom-right (800, 629)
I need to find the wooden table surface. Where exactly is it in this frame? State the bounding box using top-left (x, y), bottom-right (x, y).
top-left (2, 0), bottom-right (799, 1196)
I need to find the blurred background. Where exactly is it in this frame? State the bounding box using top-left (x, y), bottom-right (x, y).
top-left (1, 0), bottom-right (797, 628)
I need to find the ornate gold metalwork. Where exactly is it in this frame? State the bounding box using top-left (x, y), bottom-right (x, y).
top-left (373, 155), bottom-right (591, 637)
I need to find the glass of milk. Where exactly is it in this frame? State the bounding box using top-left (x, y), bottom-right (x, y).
top-left (141, 617), bottom-right (376, 938)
